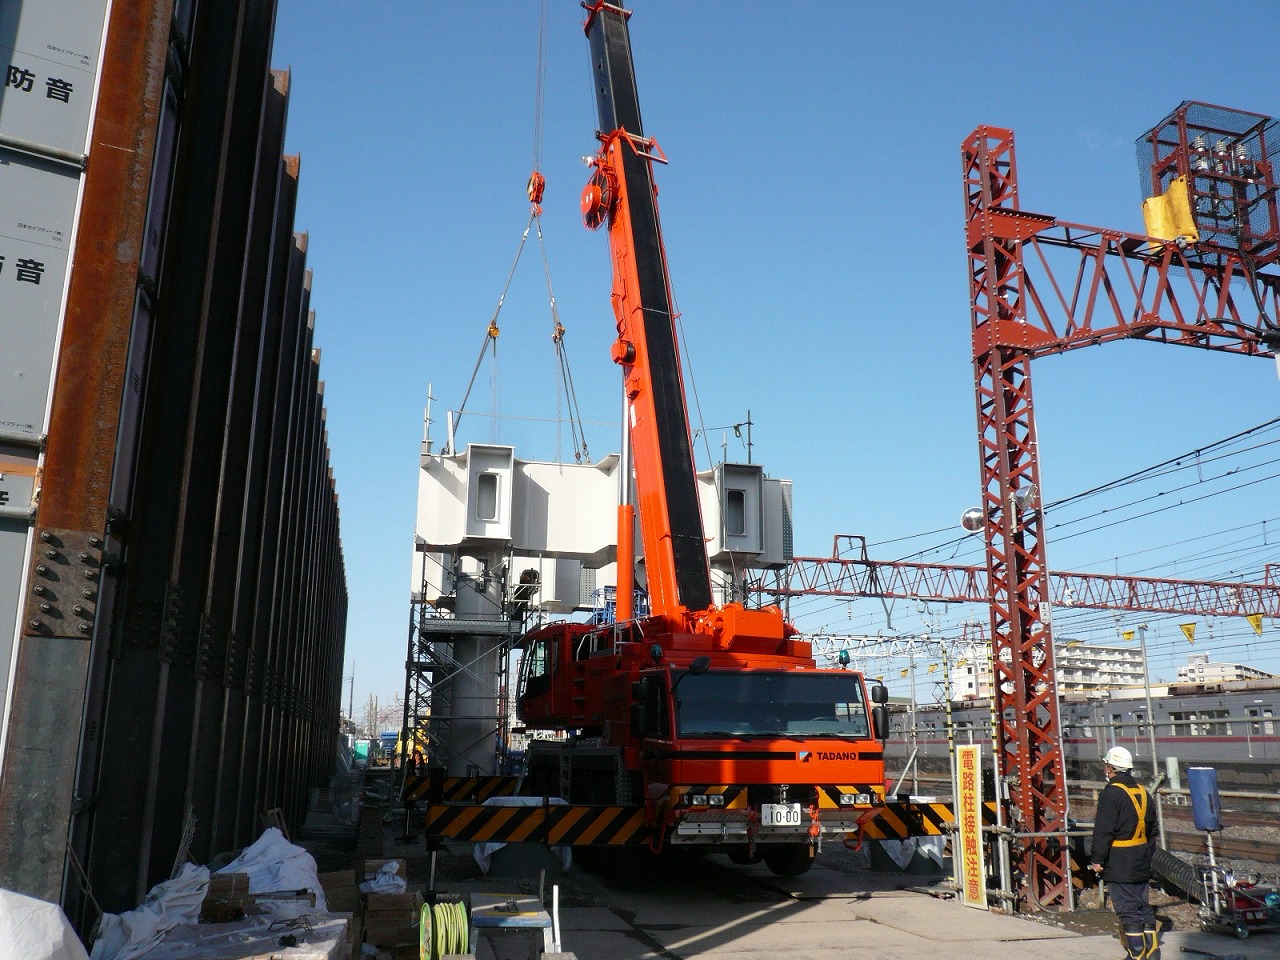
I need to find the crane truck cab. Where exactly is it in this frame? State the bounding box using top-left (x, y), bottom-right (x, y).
top-left (516, 611), bottom-right (889, 875)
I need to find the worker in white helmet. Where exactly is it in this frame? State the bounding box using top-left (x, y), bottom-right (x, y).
top-left (1090, 746), bottom-right (1160, 960)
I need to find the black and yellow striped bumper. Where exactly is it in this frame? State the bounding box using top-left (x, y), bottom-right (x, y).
top-left (423, 801), bottom-right (652, 847)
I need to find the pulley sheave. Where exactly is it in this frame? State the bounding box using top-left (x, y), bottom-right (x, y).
top-left (581, 169), bottom-right (613, 230)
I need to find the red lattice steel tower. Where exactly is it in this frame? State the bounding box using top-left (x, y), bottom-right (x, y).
top-left (962, 101), bottom-right (1280, 911)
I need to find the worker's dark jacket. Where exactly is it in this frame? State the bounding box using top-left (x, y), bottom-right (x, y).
top-left (1090, 770), bottom-right (1156, 883)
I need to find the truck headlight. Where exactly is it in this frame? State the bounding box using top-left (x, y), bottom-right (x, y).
top-left (708, 794), bottom-right (725, 807)
top-left (839, 793), bottom-right (871, 806)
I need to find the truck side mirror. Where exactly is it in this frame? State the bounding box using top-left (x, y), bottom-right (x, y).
top-left (631, 676), bottom-right (659, 737)
top-left (631, 701), bottom-right (650, 737)
top-left (872, 704), bottom-right (889, 741)
top-left (871, 684), bottom-right (889, 704)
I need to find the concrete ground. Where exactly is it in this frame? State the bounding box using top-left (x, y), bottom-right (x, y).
top-left (407, 839), bottom-right (1278, 960)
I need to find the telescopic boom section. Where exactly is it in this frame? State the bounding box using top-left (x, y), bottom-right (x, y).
top-left (582, 2), bottom-right (712, 618)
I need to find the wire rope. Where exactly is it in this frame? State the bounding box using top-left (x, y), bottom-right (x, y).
top-left (876, 416), bottom-right (1280, 568)
top-left (1046, 455), bottom-right (1280, 534)
top-left (532, 0), bottom-right (547, 175)
top-left (1046, 416), bottom-right (1280, 511)
top-left (453, 213), bottom-right (536, 447)
top-left (534, 216), bottom-right (591, 463)
top-left (458, 1), bottom-right (592, 462)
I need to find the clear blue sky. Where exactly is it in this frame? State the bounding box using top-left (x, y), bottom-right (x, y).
top-left (270, 1), bottom-right (1280, 714)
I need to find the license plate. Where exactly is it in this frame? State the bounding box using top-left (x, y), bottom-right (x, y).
top-left (761, 803), bottom-right (802, 826)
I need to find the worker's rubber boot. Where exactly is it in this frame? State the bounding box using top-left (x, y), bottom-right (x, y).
top-left (1142, 930), bottom-right (1161, 960)
top-left (1122, 931), bottom-right (1145, 959)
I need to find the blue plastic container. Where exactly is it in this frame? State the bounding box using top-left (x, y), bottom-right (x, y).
top-left (1187, 766), bottom-right (1222, 832)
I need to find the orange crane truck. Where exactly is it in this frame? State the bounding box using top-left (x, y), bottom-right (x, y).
top-left (506, 2), bottom-right (890, 877)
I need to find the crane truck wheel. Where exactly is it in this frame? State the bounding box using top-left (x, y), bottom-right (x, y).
top-left (726, 846), bottom-right (764, 866)
top-left (763, 844), bottom-right (814, 877)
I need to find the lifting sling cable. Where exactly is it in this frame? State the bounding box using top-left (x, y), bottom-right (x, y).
top-left (528, 0), bottom-right (588, 464)
top-left (534, 216), bottom-right (590, 463)
top-left (458, 0), bottom-right (590, 460)
top-left (453, 211), bottom-right (535, 446)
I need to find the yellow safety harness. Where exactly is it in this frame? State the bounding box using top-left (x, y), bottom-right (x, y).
top-left (1111, 782), bottom-right (1148, 847)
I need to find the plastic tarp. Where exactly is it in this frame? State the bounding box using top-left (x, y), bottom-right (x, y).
top-left (473, 796), bottom-right (572, 873)
top-left (214, 827), bottom-right (328, 916)
top-left (0, 888), bottom-right (90, 960)
top-left (358, 861), bottom-right (406, 894)
top-left (90, 828), bottom-right (328, 960)
top-left (113, 915), bottom-right (349, 960)
top-left (878, 836), bottom-right (945, 870)
top-left (1142, 175), bottom-right (1200, 246)
top-left (89, 863), bottom-right (210, 960)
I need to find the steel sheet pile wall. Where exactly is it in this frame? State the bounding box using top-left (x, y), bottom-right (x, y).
top-left (0, 0), bottom-right (348, 925)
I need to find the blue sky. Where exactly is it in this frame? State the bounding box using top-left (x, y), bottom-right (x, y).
top-left (270, 1), bottom-right (1280, 715)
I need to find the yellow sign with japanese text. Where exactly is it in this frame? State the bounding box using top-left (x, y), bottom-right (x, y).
top-left (957, 744), bottom-right (988, 909)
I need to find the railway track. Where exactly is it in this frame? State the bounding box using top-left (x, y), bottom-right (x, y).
top-left (1164, 830), bottom-right (1280, 865)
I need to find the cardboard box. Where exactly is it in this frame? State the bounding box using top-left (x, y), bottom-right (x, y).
top-left (207, 872), bottom-right (250, 896)
top-left (365, 891), bottom-right (422, 916)
top-left (357, 858), bottom-right (406, 885)
top-left (319, 870), bottom-right (360, 914)
top-left (363, 890), bottom-right (422, 947)
top-left (364, 919), bottom-right (416, 948)
top-left (199, 872), bottom-right (252, 922)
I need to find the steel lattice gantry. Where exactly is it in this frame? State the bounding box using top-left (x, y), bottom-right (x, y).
top-left (756, 548), bottom-right (1280, 619)
top-left (960, 104), bottom-right (1280, 910)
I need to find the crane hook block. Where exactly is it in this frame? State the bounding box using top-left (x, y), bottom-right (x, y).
top-left (527, 170), bottom-right (546, 209)
top-left (581, 170), bottom-right (613, 230)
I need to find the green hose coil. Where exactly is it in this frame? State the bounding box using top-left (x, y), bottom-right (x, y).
top-left (419, 899), bottom-right (468, 960)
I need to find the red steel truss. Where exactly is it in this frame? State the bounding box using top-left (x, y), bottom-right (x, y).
top-left (756, 550), bottom-right (1280, 618)
top-left (961, 118), bottom-right (1278, 910)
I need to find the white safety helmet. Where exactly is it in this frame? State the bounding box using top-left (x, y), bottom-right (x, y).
top-left (1104, 746), bottom-right (1133, 770)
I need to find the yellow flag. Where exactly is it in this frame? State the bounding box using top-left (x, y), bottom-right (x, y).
top-left (1121, 630), bottom-right (1134, 642)
top-left (900, 668), bottom-right (909, 678)
top-left (1248, 613), bottom-right (1264, 636)
top-left (927, 663), bottom-right (938, 674)
top-left (1180, 623), bottom-right (1196, 644)
top-left (957, 659), bottom-right (969, 668)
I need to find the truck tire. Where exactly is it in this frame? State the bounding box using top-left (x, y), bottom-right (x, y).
top-left (763, 844), bottom-right (813, 877)
top-left (727, 846), bottom-right (764, 866)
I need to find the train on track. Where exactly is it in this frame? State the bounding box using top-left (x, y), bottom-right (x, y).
top-left (884, 678), bottom-right (1280, 793)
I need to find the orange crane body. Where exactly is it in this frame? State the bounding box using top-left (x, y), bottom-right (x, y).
top-left (513, 3), bottom-right (888, 874)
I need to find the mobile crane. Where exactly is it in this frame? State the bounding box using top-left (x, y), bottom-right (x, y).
top-left (512, 2), bottom-right (889, 877)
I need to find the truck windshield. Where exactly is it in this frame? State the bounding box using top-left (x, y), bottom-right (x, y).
top-left (675, 671), bottom-right (870, 738)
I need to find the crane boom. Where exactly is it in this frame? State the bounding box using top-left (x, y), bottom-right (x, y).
top-left (583, 2), bottom-right (711, 616)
